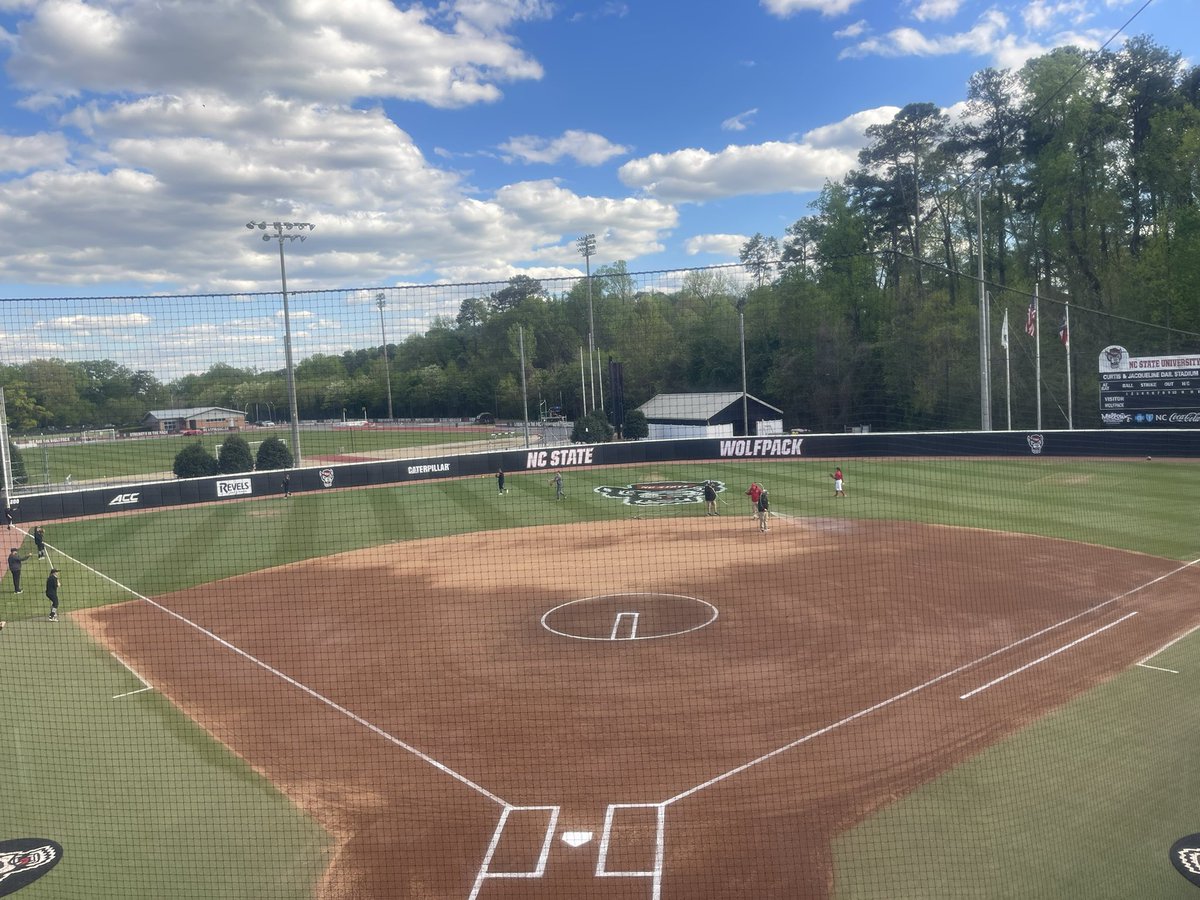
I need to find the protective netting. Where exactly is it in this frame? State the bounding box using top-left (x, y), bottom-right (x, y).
top-left (0, 268), bottom-right (1197, 898)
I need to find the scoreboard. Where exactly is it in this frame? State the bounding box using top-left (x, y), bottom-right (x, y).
top-left (1099, 346), bottom-right (1200, 427)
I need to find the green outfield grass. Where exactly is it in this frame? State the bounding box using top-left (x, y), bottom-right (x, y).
top-left (3, 455), bottom-right (1197, 898)
top-left (833, 636), bottom-right (1200, 899)
top-left (18, 425), bottom-right (496, 484)
top-left (0, 620), bottom-right (328, 899)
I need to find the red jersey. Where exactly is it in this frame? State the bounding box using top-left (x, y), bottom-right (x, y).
top-left (746, 483), bottom-right (762, 502)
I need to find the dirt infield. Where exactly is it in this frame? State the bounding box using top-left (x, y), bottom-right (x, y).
top-left (76, 516), bottom-right (1200, 898)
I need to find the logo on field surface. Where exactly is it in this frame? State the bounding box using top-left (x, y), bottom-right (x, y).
top-left (108, 492), bottom-right (140, 506)
top-left (1026, 433), bottom-right (1045, 455)
top-left (1170, 834), bottom-right (1200, 887)
top-left (319, 468), bottom-right (335, 488)
top-left (594, 481), bottom-right (723, 507)
top-left (0, 838), bottom-right (63, 896)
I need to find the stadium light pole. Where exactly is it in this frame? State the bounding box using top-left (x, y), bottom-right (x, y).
top-left (246, 220), bottom-right (314, 466)
top-left (376, 293), bottom-right (394, 421)
top-left (736, 296), bottom-right (749, 436)
top-left (577, 233), bottom-right (597, 413)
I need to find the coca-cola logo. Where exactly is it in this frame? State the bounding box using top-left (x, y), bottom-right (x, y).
top-left (1167, 413), bottom-right (1200, 424)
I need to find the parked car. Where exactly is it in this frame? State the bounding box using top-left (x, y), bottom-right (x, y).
top-left (257, 420), bottom-right (275, 427)
top-left (474, 412), bottom-right (495, 424)
top-left (180, 429), bottom-right (203, 436)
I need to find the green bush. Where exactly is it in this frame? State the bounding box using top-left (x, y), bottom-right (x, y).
top-left (571, 410), bottom-right (614, 444)
top-left (217, 435), bottom-right (254, 474)
top-left (255, 436), bottom-right (293, 471)
top-left (623, 409), bottom-right (648, 440)
top-left (173, 442), bottom-right (218, 478)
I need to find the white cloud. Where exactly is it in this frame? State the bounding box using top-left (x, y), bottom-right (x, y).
top-left (721, 109), bottom-right (759, 132)
top-left (0, 131), bottom-right (69, 172)
top-left (619, 141), bottom-right (857, 203)
top-left (684, 234), bottom-right (748, 257)
top-left (0, 88), bottom-right (676, 293)
top-left (802, 106), bottom-right (901, 150)
top-left (7, 0), bottom-right (544, 110)
top-left (615, 105), bottom-right (897, 205)
top-left (451, 0), bottom-right (555, 32)
top-left (498, 130), bottom-right (631, 165)
top-left (761, 0), bottom-right (863, 16)
top-left (834, 19), bottom-right (869, 38)
top-left (841, 9), bottom-right (1010, 58)
top-left (910, 0), bottom-right (963, 22)
top-left (839, 5), bottom-right (1111, 67)
top-left (568, 1), bottom-right (630, 22)
top-left (1022, 0), bottom-right (1092, 32)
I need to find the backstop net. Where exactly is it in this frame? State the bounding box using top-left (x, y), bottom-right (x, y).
top-left (0, 267), bottom-right (1198, 899)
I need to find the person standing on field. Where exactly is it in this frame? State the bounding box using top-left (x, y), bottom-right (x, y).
top-left (756, 487), bottom-right (771, 532)
top-left (8, 547), bottom-right (30, 594)
top-left (3, 505), bottom-right (14, 530)
top-left (703, 481), bottom-right (718, 516)
top-left (745, 482), bottom-right (762, 519)
top-left (281, 473), bottom-right (291, 498)
top-left (32, 525), bottom-right (46, 559)
top-left (832, 467), bottom-right (846, 498)
top-left (496, 467), bottom-right (506, 495)
top-left (551, 470), bottom-right (564, 501)
top-left (45, 568), bottom-right (60, 621)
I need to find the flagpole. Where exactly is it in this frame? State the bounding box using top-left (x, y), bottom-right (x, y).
top-left (1035, 286), bottom-right (1042, 431)
top-left (1002, 308), bottom-right (1012, 430)
top-left (1064, 299), bottom-right (1073, 429)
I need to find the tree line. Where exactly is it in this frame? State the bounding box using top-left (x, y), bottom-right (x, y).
top-left (2, 37), bottom-right (1197, 435)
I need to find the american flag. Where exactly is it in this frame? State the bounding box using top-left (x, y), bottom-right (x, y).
top-left (1025, 300), bottom-right (1037, 337)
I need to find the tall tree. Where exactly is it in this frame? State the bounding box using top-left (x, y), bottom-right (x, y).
top-left (739, 233), bottom-right (780, 287)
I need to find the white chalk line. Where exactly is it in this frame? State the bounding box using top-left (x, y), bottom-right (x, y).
top-left (112, 686), bottom-right (154, 699)
top-left (47, 542), bottom-right (509, 809)
top-left (665, 555), bottom-right (1200, 807)
top-left (1137, 621), bottom-right (1200, 672)
top-left (109, 647), bottom-right (153, 698)
top-left (959, 612), bottom-right (1139, 699)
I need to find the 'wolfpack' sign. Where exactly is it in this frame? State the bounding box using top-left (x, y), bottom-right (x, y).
top-left (718, 437), bottom-right (804, 458)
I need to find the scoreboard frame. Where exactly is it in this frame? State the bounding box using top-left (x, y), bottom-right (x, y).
top-left (1099, 345), bottom-right (1200, 427)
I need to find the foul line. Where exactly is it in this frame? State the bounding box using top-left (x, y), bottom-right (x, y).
top-left (110, 648), bottom-right (153, 699)
top-left (49, 543), bottom-right (509, 809)
top-left (959, 612), bottom-right (1139, 700)
top-left (665, 556), bottom-right (1200, 807)
top-left (1137, 622), bottom-right (1200, 674)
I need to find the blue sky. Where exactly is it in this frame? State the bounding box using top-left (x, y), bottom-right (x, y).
top-left (0, 0), bottom-right (1195, 377)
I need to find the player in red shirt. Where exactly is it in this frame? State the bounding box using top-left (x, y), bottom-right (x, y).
top-left (745, 482), bottom-right (762, 520)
